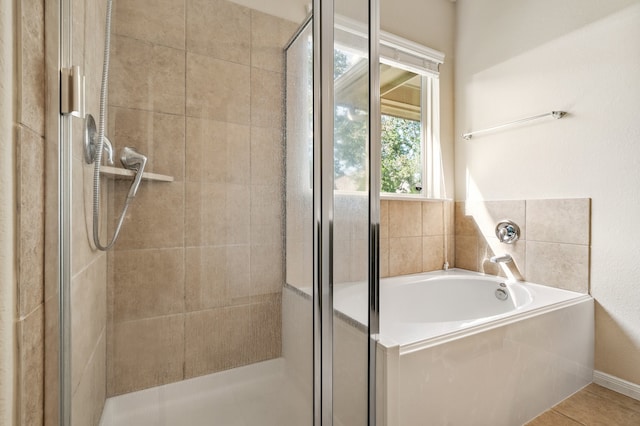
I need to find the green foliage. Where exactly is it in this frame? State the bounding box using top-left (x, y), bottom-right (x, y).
top-left (381, 115), bottom-right (421, 193)
top-left (332, 49), bottom-right (422, 193)
top-left (334, 106), bottom-right (368, 190)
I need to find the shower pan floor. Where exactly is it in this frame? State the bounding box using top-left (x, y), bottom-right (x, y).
top-left (99, 358), bottom-right (311, 426)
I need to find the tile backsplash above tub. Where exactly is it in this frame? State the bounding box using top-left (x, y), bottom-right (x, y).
top-left (380, 199), bottom-right (455, 278)
top-left (455, 198), bottom-right (591, 293)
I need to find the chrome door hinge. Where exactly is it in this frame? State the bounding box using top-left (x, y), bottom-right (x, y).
top-left (60, 65), bottom-right (84, 116)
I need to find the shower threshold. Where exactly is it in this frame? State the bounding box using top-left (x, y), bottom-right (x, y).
top-left (99, 358), bottom-right (310, 426)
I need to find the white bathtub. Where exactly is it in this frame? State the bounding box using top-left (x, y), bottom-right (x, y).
top-left (334, 269), bottom-right (588, 349)
top-left (283, 269), bottom-right (594, 425)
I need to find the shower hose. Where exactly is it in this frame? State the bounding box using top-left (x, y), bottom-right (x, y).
top-left (92, 0), bottom-right (131, 251)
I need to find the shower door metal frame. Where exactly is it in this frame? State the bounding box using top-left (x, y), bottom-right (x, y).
top-left (368, 0), bottom-right (381, 425)
top-left (312, 0), bottom-right (380, 424)
top-left (57, 0), bottom-right (73, 424)
top-left (312, 0), bottom-right (334, 423)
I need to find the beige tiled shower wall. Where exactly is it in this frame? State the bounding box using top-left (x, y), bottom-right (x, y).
top-left (106, 0), bottom-right (297, 396)
top-left (380, 199), bottom-right (455, 278)
top-left (15, 0), bottom-right (46, 424)
top-left (455, 199), bottom-right (591, 293)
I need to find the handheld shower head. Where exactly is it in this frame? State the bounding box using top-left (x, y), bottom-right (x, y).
top-left (120, 147), bottom-right (148, 200)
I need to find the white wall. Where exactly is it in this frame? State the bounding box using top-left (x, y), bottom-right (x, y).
top-left (381, 0), bottom-right (456, 199)
top-left (0, 0), bottom-right (16, 423)
top-left (455, 0), bottom-right (640, 384)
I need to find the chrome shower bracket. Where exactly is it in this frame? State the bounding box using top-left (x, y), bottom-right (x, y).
top-left (84, 114), bottom-right (113, 165)
top-left (495, 220), bottom-right (520, 244)
top-left (83, 114), bottom-right (98, 164)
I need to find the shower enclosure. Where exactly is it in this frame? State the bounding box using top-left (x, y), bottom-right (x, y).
top-left (47, 0), bottom-right (380, 424)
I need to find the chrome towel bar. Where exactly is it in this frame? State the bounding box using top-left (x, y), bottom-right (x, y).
top-left (462, 110), bottom-right (566, 140)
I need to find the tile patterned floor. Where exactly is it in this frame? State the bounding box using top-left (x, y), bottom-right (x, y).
top-left (526, 383), bottom-right (640, 425)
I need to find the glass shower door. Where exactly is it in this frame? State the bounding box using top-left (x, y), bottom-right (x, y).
top-left (285, 0), bottom-right (379, 424)
top-left (56, 0), bottom-right (378, 423)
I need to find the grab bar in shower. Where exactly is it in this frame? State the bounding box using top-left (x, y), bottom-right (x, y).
top-left (462, 110), bottom-right (567, 140)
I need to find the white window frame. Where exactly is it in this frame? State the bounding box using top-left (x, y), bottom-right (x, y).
top-left (335, 15), bottom-right (445, 199)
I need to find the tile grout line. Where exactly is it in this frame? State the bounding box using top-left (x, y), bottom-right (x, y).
top-left (583, 385), bottom-right (640, 414)
top-left (182, 0), bottom-right (188, 383)
top-left (549, 408), bottom-right (588, 425)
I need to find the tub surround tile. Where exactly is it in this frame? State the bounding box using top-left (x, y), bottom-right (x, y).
top-left (446, 234), bottom-right (455, 269)
top-left (444, 200), bottom-right (454, 236)
top-left (478, 237), bottom-right (525, 278)
top-left (421, 201), bottom-right (444, 236)
top-left (381, 200), bottom-right (451, 276)
top-left (422, 236), bottom-right (444, 272)
top-left (112, 248), bottom-right (185, 322)
top-left (380, 201), bottom-right (389, 239)
top-left (389, 237), bottom-right (422, 276)
top-left (109, 315), bottom-right (185, 396)
top-left (110, 35), bottom-right (186, 115)
top-left (465, 200), bottom-right (526, 239)
top-left (389, 201), bottom-right (422, 238)
top-left (526, 198), bottom-right (590, 245)
top-left (526, 241), bottom-right (589, 293)
top-left (454, 201), bottom-right (479, 236)
top-left (455, 235), bottom-right (478, 271)
top-left (114, 0), bottom-right (186, 49)
top-left (111, 108), bottom-right (186, 181)
top-left (186, 0), bottom-right (251, 64)
top-left (453, 198), bottom-right (590, 292)
top-left (186, 52), bottom-right (251, 124)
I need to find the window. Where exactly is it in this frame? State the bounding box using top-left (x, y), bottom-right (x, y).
top-left (333, 16), bottom-right (444, 198)
top-left (380, 66), bottom-right (422, 194)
